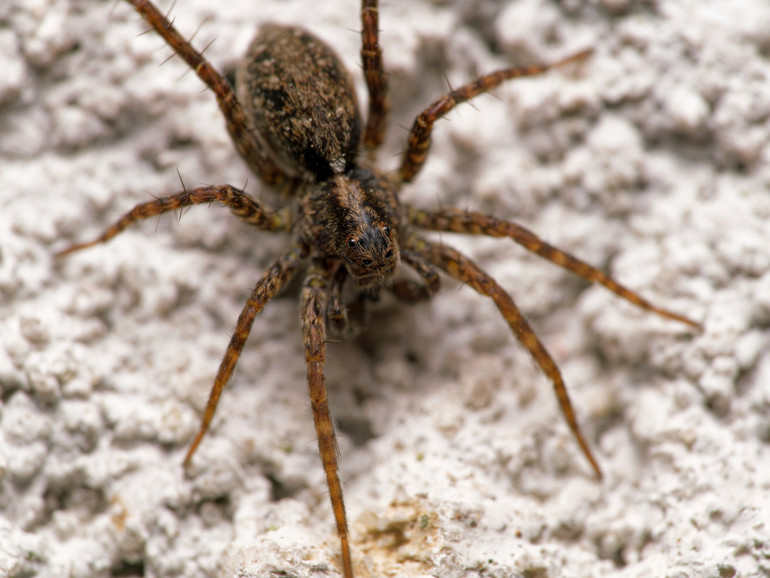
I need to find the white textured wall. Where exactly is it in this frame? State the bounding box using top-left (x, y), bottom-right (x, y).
top-left (1, 0), bottom-right (769, 576)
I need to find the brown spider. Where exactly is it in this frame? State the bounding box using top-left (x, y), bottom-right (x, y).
top-left (57, 0), bottom-right (701, 575)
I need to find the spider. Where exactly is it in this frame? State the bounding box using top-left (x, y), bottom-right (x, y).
top-left (57, 0), bottom-right (701, 575)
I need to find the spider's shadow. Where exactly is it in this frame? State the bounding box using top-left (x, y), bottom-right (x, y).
top-left (323, 292), bottom-right (430, 447)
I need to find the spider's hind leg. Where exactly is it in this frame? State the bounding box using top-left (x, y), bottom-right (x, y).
top-left (125, 0), bottom-right (294, 191)
top-left (361, 0), bottom-right (389, 154)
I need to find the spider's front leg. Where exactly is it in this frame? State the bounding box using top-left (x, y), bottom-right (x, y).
top-left (407, 206), bottom-right (701, 329)
top-left (183, 243), bottom-right (308, 465)
top-left (55, 184), bottom-right (305, 465)
top-left (410, 237), bottom-right (603, 479)
top-left (301, 259), bottom-right (353, 578)
top-left (389, 248), bottom-right (441, 302)
top-left (327, 247), bottom-right (441, 338)
top-left (325, 265), bottom-right (370, 337)
top-left (327, 264), bottom-right (353, 335)
top-left (55, 185), bottom-right (290, 257)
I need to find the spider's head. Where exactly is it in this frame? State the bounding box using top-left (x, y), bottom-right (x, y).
top-left (307, 170), bottom-right (401, 289)
top-left (341, 219), bottom-right (399, 288)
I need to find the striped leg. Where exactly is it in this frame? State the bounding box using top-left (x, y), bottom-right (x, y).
top-left (56, 185), bottom-right (290, 257)
top-left (398, 48), bottom-right (592, 183)
top-left (413, 237), bottom-right (603, 478)
top-left (361, 0), bottom-right (389, 153)
top-left (125, 0), bottom-right (296, 191)
top-left (390, 247), bottom-right (441, 302)
top-left (407, 206), bottom-right (701, 329)
top-left (301, 259), bottom-right (353, 578)
top-left (183, 244), bottom-right (308, 465)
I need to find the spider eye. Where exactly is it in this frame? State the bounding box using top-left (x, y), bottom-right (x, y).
top-left (383, 225), bottom-right (391, 236)
top-left (347, 237), bottom-right (357, 248)
top-left (362, 258), bottom-right (373, 266)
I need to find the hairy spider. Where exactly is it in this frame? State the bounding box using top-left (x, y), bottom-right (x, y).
top-left (57, 0), bottom-right (701, 575)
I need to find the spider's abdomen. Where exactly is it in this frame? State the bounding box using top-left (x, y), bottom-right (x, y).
top-left (236, 25), bottom-right (361, 181)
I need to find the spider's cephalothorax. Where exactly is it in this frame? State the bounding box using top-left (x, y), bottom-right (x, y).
top-left (58, 1), bottom-right (700, 576)
top-left (298, 168), bottom-right (401, 290)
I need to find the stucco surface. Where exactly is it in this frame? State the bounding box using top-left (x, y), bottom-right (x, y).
top-left (1, 0), bottom-right (769, 576)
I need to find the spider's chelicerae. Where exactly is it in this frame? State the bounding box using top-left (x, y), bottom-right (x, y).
top-left (58, 0), bottom-right (701, 575)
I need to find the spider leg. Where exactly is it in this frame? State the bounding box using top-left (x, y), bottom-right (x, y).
top-left (407, 206), bottom-right (701, 329)
top-left (184, 243), bottom-right (308, 465)
top-left (389, 247), bottom-right (441, 302)
top-left (361, 0), bottom-right (389, 154)
top-left (412, 237), bottom-right (603, 479)
top-left (55, 185), bottom-right (290, 257)
top-left (327, 264), bottom-right (351, 334)
top-left (328, 265), bottom-right (384, 339)
top-left (398, 48), bottom-right (592, 184)
top-left (125, 0), bottom-right (297, 192)
top-left (301, 258), bottom-right (353, 578)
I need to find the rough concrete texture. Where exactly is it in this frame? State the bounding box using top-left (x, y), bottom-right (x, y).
top-left (2, 0), bottom-right (770, 576)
